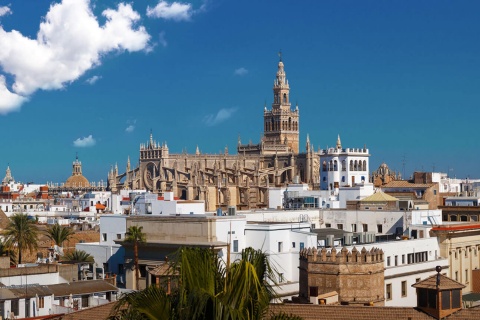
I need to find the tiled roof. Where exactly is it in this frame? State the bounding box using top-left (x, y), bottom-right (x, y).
top-left (268, 304), bottom-right (434, 319)
top-left (47, 280), bottom-right (118, 297)
top-left (61, 301), bottom-right (116, 320)
top-left (412, 273), bottom-right (465, 290)
top-left (383, 181), bottom-right (434, 188)
top-left (361, 191), bottom-right (398, 202)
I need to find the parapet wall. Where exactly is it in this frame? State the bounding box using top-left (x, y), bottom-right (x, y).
top-left (300, 246), bottom-right (384, 264)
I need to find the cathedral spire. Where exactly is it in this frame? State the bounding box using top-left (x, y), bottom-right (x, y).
top-left (306, 134), bottom-right (310, 151)
top-left (127, 156), bottom-right (131, 171)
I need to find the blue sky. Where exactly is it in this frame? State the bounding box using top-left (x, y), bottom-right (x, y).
top-left (0, 0), bottom-right (479, 184)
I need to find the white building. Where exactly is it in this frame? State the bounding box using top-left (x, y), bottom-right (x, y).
top-left (319, 135), bottom-right (370, 191)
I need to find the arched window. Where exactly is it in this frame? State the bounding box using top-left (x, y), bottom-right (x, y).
top-left (334, 160), bottom-right (338, 171)
top-left (363, 160), bottom-right (367, 171)
top-left (354, 160), bottom-right (358, 171)
top-left (350, 160), bottom-right (353, 171)
top-left (322, 161), bottom-right (327, 171)
top-left (329, 160), bottom-right (333, 171)
top-left (342, 160), bottom-right (346, 171)
top-left (283, 93), bottom-right (287, 104)
top-left (288, 118), bottom-right (292, 130)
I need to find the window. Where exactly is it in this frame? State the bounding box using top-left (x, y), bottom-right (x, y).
top-left (116, 234), bottom-right (122, 240)
top-left (455, 271), bottom-right (458, 281)
top-left (387, 256), bottom-right (391, 266)
top-left (279, 273), bottom-right (284, 282)
top-left (300, 242), bottom-right (304, 250)
top-left (139, 265), bottom-right (147, 278)
top-left (292, 242), bottom-right (296, 248)
top-left (233, 240), bottom-right (238, 253)
top-left (102, 233), bottom-right (107, 242)
top-left (386, 284), bottom-right (392, 300)
top-left (394, 255), bottom-right (398, 266)
top-left (325, 223), bottom-right (331, 228)
top-left (278, 242), bottom-right (283, 252)
top-left (377, 224), bottom-right (383, 233)
top-left (363, 224), bottom-right (368, 232)
top-left (401, 281), bottom-right (407, 297)
top-left (82, 295), bottom-right (89, 308)
top-left (337, 224), bottom-right (343, 230)
top-left (311, 224), bottom-right (316, 229)
top-left (38, 296), bottom-right (45, 308)
top-left (11, 299), bottom-right (19, 316)
top-left (402, 255), bottom-right (405, 264)
top-left (351, 224), bottom-right (357, 232)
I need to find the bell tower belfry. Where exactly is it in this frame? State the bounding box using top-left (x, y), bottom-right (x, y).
top-left (263, 53), bottom-right (299, 154)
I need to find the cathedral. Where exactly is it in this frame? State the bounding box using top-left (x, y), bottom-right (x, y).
top-left (108, 57), bottom-right (319, 211)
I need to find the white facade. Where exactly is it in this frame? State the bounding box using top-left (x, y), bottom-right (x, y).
top-left (379, 238), bottom-right (448, 307)
top-left (244, 222), bottom-right (316, 299)
top-left (80, 215), bottom-right (127, 282)
top-left (79, 191), bottom-right (111, 212)
top-left (319, 138), bottom-right (370, 191)
top-left (269, 183), bottom-right (375, 210)
top-left (133, 191), bottom-right (205, 215)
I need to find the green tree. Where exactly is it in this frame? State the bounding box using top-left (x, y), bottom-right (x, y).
top-left (44, 223), bottom-right (74, 247)
top-left (63, 249), bottom-right (94, 263)
top-left (110, 247), bottom-right (285, 320)
top-left (125, 225), bottom-right (146, 290)
top-left (2, 213), bottom-right (38, 264)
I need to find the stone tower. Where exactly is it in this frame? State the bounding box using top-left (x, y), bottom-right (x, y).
top-left (263, 55), bottom-right (299, 154)
top-left (299, 246), bottom-right (385, 306)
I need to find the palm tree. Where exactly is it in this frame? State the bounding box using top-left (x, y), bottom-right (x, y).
top-left (110, 246), bottom-right (282, 320)
top-left (2, 213), bottom-right (38, 264)
top-left (63, 249), bottom-right (94, 263)
top-left (44, 223), bottom-right (74, 248)
top-left (125, 225), bottom-right (146, 290)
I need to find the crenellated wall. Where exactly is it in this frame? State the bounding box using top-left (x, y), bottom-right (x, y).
top-left (299, 247), bottom-right (385, 306)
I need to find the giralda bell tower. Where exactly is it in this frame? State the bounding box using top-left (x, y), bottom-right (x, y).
top-left (263, 54), bottom-right (299, 154)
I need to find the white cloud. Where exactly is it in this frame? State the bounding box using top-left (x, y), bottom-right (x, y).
top-left (73, 135), bottom-right (96, 147)
top-left (0, 0), bottom-right (151, 114)
top-left (158, 31), bottom-right (168, 47)
top-left (86, 75), bottom-right (101, 85)
top-left (0, 6), bottom-right (11, 17)
top-left (204, 107), bottom-right (237, 126)
top-left (146, 1), bottom-right (193, 21)
top-left (0, 75), bottom-right (28, 114)
top-left (234, 67), bottom-right (248, 76)
top-left (125, 125), bottom-right (135, 132)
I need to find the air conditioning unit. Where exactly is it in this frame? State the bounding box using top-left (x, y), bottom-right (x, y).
top-left (326, 235), bottom-right (335, 247)
top-left (344, 234), bottom-right (353, 246)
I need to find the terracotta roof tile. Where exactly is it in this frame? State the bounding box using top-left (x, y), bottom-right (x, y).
top-left (383, 181), bottom-right (434, 188)
top-left (61, 301), bottom-right (116, 320)
top-left (412, 273), bottom-right (465, 290)
top-left (361, 191), bottom-right (398, 202)
top-left (268, 304), bottom-right (435, 320)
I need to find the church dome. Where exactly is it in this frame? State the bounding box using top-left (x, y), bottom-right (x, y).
top-left (65, 174), bottom-right (90, 188)
top-left (64, 155), bottom-right (90, 188)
